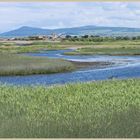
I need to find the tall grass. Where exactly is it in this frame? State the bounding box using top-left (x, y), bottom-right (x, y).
top-left (0, 79), bottom-right (140, 138)
top-left (0, 53), bottom-right (74, 76)
top-left (1, 40), bottom-right (140, 53)
top-left (64, 47), bottom-right (140, 55)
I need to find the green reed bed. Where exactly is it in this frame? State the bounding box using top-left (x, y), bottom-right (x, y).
top-left (0, 53), bottom-right (74, 76)
top-left (1, 40), bottom-right (140, 54)
top-left (64, 47), bottom-right (140, 55)
top-left (0, 79), bottom-right (140, 138)
top-left (0, 44), bottom-right (66, 53)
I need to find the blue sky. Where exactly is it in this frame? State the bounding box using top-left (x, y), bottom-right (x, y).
top-left (0, 2), bottom-right (140, 33)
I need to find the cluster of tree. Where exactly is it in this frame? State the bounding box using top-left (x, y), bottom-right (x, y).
top-left (63, 35), bottom-right (140, 42)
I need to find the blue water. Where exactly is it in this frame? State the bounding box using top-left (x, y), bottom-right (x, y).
top-left (0, 49), bottom-right (140, 86)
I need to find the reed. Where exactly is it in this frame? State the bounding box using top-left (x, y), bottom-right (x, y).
top-left (0, 79), bottom-right (139, 138)
top-left (0, 53), bottom-right (74, 76)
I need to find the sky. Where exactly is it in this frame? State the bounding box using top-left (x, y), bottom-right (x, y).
top-left (0, 2), bottom-right (140, 33)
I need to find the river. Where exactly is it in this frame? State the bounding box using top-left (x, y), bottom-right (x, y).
top-left (0, 49), bottom-right (140, 86)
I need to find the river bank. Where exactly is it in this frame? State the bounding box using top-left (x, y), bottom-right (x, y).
top-left (0, 49), bottom-right (140, 85)
top-left (70, 61), bottom-right (113, 69)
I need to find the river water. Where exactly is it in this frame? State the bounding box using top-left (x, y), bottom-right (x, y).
top-left (0, 49), bottom-right (140, 86)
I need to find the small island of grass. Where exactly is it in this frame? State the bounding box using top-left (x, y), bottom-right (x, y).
top-left (0, 53), bottom-right (74, 76)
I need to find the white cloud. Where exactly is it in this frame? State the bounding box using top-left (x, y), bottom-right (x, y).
top-left (0, 2), bottom-right (140, 33)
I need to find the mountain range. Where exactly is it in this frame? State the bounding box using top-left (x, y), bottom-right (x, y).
top-left (1, 25), bottom-right (140, 37)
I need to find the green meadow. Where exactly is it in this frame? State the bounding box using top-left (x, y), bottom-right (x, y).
top-left (0, 79), bottom-right (140, 138)
top-left (1, 39), bottom-right (140, 55)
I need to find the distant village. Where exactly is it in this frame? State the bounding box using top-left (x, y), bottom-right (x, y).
top-left (0, 33), bottom-right (67, 42)
top-left (1, 32), bottom-right (140, 42)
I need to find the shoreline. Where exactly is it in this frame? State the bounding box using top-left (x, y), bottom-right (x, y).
top-left (64, 51), bottom-right (140, 56)
top-left (70, 61), bottom-right (113, 69)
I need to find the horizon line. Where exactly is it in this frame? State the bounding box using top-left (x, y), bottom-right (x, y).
top-left (1, 24), bottom-right (140, 34)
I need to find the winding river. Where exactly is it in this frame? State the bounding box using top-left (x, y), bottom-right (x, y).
top-left (0, 49), bottom-right (140, 86)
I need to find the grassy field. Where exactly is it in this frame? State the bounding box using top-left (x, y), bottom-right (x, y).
top-left (0, 53), bottom-right (74, 76)
top-left (0, 43), bottom-right (66, 53)
top-left (64, 47), bottom-right (140, 55)
top-left (0, 79), bottom-right (139, 138)
top-left (1, 40), bottom-right (140, 54)
top-left (61, 39), bottom-right (140, 55)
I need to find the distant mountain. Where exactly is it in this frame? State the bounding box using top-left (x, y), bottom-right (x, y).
top-left (1, 25), bottom-right (140, 37)
top-left (0, 26), bottom-right (52, 37)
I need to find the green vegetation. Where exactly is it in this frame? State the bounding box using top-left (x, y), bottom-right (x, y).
top-left (1, 38), bottom-right (140, 76)
top-left (62, 35), bottom-right (140, 45)
top-left (1, 39), bottom-right (140, 54)
top-left (64, 47), bottom-right (140, 55)
top-left (0, 43), bottom-right (66, 53)
top-left (0, 53), bottom-right (74, 76)
top-left (0, 79), bottom-right (140, 138)
top-left (64, 34), bottom-right (140, 41)
top-left (0, 37), bottom-right (140, 138)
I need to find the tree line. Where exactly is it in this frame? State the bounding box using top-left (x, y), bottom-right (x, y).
top-left (63, 35), bottom-right (140, 42)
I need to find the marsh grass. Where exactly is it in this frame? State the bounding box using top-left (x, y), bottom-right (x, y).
top-left (1, 40), bottom-right (140, 54)
top-left (0, 53), bottom-right (74, 76)
top-left (0, 79), bottom-right (140, 138)
top-left (64, 47), bottom-right (140, 55)
top-left (0, 41), bottom-right (67, 53)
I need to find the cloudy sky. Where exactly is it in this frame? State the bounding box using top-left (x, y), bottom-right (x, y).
top-left (0, 2), bottom-right (140, 33)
